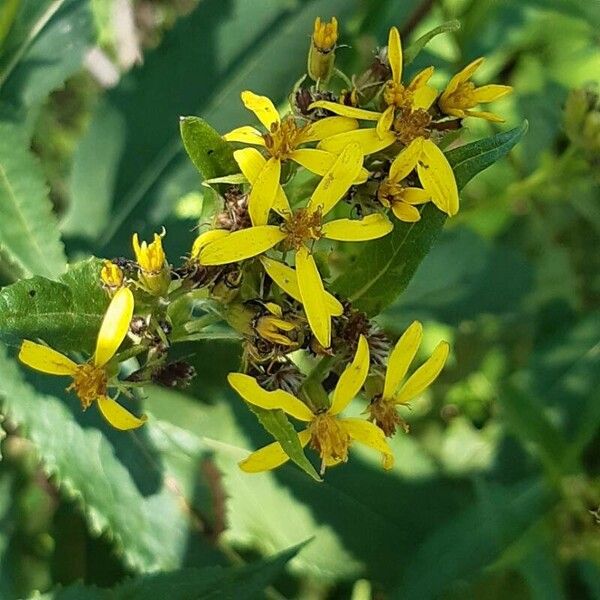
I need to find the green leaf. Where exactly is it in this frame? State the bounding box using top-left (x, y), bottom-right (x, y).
top-left (0, 257), bottom-right (106, 355)
top-left (38, 543), bottom-right (304, 599)
top-left (0, 0), bottom-right (20, 50)
top-left (332, 122), bottom-right (528, 316)
top-left (180, 116), bottom-right (237, 180)
top-left (0, 120), bottom-right (66, 279)
top-left (403, 20), bottom-right (461, 65)
top-left (249, 406), bottom-right (321, 482)
top-left (0, 344), bottom-right (223, 572)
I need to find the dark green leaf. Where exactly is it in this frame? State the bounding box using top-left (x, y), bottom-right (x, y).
top-left (0, 258), bottom-right (106, 354)
top-left (0, 0), bottom-right (20, 49)
top-left (180, 116), bottom-right (237, 180)
top-left (333, 122), bottom-right (528, 316)
top-left (0, 120), bottom-right (67, 279)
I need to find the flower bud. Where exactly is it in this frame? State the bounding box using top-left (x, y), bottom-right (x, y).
top-left (132, 230), bottom-right (171, 297)
top-left (100, 260), bottom-right (124, 295)
top-left (307, 17), bottom-right (338, 83)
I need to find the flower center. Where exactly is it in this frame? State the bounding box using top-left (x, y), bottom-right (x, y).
top-left (393, 107), bottom-right (432, 145)
top-left (448, 81), bottom-right (477, 109)
top-left (383, 80), bottom-right (414, 109)
top-left (377, 179), bottom-right (406, 207)
top-left (264, 117), bottom-right (302, 160)
top-left (281, 207), bottom-right (323, 250)
top-left (309, 413), bottom-right (351, 464)
top-left (367, 396), bottom-right (408, 437)
top-left (68, 363), bottom-right (108, 409)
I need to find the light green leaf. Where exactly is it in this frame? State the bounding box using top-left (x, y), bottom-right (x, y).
top-left (0, 257), bottom-right (106, 354)
top-left (0, 344), bottom-right (222, 572)
top-left (0, 0), bottom-right (21, 50)
top-left (0, 120), bottom-right (66, 279)
top-left (332, 123), bottom-right (528, 316)
top-left (403, 20), bottom-right (461, 65)
top-left (180, 116), bottom-right (237, 180)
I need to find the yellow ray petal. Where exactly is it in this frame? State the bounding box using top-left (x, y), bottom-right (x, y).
top-left (388, 26), bottom-right (402, 84)
top-left (340, 418), bottom-right (394, 469)
top-left (447, 57), bottom-right (484, 94)
top-left (376, 106), bottom-right (394, 139)
top-left (391, 202), bottom-right (421, 222)
top-left (472, 84), bottom-right (512, 103)
top-left (395, 341), bottom-right (449, 404)
top-left (94, 287), bottom-right (134, 367)
top-left (402, 187), bottom-right (431, 204)
top-left (299, 116), bottom-right (359, 143)
top-left (319, 128), bottom-right (395, 156)
top-left (239, 430), bottom-right (311, 473)
top-left (307, 143), bottom-right (364, 215)
top-left (199, 226), bottom-right (286, 265)
top-left (296, 247), bottom-right (331, 347)
top-left (408, 66), bottom-right (434, 90)
top-left (19, 340), bottom-right (77, 376)
top-left (228, 373), bottom-right (314, 421)
top-left (191, 229), bottom-right (230, 260)
top-left (464, 109), bottom-right (505, 123)
top-left (412, 84), bottom-right (438, 110)
top-left (383, 320), bottom-right (423, 399)
top-left (307, 100), bottom-right (381, 121)
top-left (248, 157), bottom-right (281, 225)
top-left (223, 126), bottom-right (266, 146)
top-left (330, 335), bottom-right (370, 415)
top-left (322, 213), bottom-right (393, 241)
top-left (389, 137), bottom-right (423, 182)
top-left (97, 395), bottom-right (147, 430)
top-left (290, 149), bottom-right (369, 184)
top-left (260, 257), bottom-right (343, 316)
top-left (241, 90), bottom-right (280, 128)
top-left (417, 139), bottom-right (459, 216)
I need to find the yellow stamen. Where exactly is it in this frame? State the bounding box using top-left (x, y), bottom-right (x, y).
top-left (281, 207), bottom-right (323, 250)
top-left (367, 396), bottom-right (409, 437)
top-left (383, 80), bottom-right (414, 109)
top-left (263, 117), bottom-right (302, 160)
top-left (393, 107), bottom-right (432, 145)
top-left (67, 363), bottom-right (108, 409)
top-left (309, 412), bottom-right (351, 464)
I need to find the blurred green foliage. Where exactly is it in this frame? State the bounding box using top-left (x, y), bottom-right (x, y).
top-left (0, 0), bottom-right (598, 598)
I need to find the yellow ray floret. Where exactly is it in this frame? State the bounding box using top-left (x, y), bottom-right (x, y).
top-left (18, 288), bottom-right (146, 431)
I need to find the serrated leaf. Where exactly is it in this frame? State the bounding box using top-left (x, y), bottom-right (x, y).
top-left (249, 405), bottom-right (321, 482)
top-left (0, 120), bottom-right (66, 279)
top-left (0, 345), bottom-right (223, 572)
top-left (180, 116), bottom-right (237, 180)
top-left (332, 123), bottom-right (528, 316)
top-left (0, 258), bottom-right (106, 354)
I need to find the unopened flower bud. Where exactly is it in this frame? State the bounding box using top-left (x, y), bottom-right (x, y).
top-left (100, 260), bottom-right (124, 295)
top-left (308, 17), bottom-right (338, 83)
top-left (132, 230), bottom-right (171, 297)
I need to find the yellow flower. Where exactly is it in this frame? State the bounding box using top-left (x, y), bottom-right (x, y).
top-left (132, 230), bottom-right (170, 296)
top-left (255, 302), bottom-right (297, 347)
top-left (18, 288), bottom-right (146, 431)
top-left (223, 90), bottom-right (363, 225)
top-left (100, 260), bottom-right (124, 294)
top-left (439, 58), bottom-right (512, 123)
top-left (308, 16), bottom-right (338, 82)
top-left (368, 321), bottom-right (449, 436)
top-left (229, 336), bottom-right (393, 474)
top-left (198, 144), bottom-right (393, 347)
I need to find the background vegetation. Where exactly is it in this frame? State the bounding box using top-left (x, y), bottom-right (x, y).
top-left (0, 0), bottom-right (598, 598)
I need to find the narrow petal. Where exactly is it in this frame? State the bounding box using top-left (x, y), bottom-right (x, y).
top-left (417, 139), bottom-right (459, 216)
top-left (248, 158), bottom-right (281, 225)
top-left (290, 148), bottom-right (369, 184)
top-left (330, 335), bottom-right (370, 415)
top-left (383, 320), bottom-right (423, 399)
top-left (341, 418), bottom-right (394, 470)
top-left (199, 226), bottom-right (285, 265)
top-left (191, 229), bottom-right (229, 260)
top-left (223, 126), bottom-right (266, 146)
top-left (464, 109), bottom-right (506, 123)
top-left (472, 84), bottom-right (513, 103)
top-left (455, 57), bottom-right (484, 85)
top-left (296, 247), bottom-right (331, 347)
top-left (322, 214), bottom-right (393, 241)
top-left (409, 66), bottom-right (434, 90)
top-left (228, 373), bottom-right (313, 421)
top-left (308, 143), bottom-right (364, 215)
top-left (402, 187), bottom-right (431, 204)
top-left (395, 341), bottom-right (449, 404)
top-left (239, 430), bottom-right (311, 473)
top-left (391, 202), bottom-right (421, 222)
top-left (412, 84), bottom-right (438, 110)
top-left (319, 128), bottom-right (395, 156)
top-left (388, 26), bottom-right (402, 84)
top-left (94, 287), bottom-right (134, 367)
top-left (97, 395), bottom-right (147, 430)
top-left (376, 106), bottom-right (394, 139)
top-left (389, 137), bottom-right (423, 182)
top-left (19, 340), bottom-right (77, 376)
top-left (260, 257), bottom-right (343, 316)
top-left (241, 90), bottom-right (279, 128)
top-left (308, 100), bottom-right (381, 121)
top-left (299, 116), bottom-right (358, 143)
